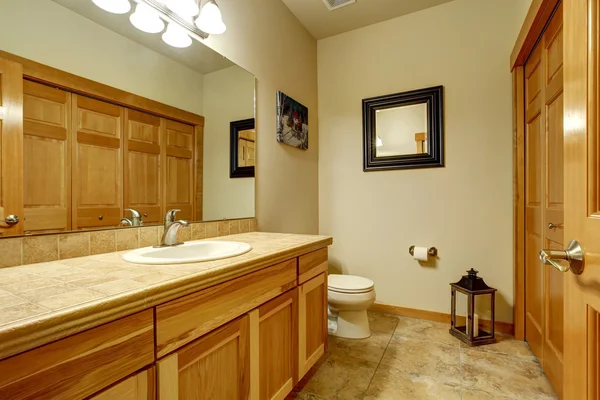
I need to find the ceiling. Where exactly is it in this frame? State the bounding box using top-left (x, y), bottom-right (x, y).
top-left (51, 0), bottom-right (234, 75)
top-left (282, 0), bottom-right (456, 39)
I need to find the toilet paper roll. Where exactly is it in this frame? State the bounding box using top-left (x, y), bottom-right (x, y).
top-left (413, 246), bottom-right (429, 261)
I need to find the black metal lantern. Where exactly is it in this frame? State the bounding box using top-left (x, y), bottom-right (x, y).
top-left (449, 269), bottom-right (497, 346)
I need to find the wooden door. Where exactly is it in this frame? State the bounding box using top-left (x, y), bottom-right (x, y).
top-left (157, 315), bottom-right (250, 400)
top-left (164, 119), bottom-right (195, 221)
top-left (0, 57), bottom-right (23, 236)
top-left (72, 95), bottom-right (123, 229)
top-left (23, 80), bottom-right (71, 233)
top-left (298, 273), bottom-right (327, 380)
top-left (124, 109), bottom-right (162, 224)
top-left (524, 3), bottom-right (564, 395)
top-left (562, 0), bottom-right (600, 398)
top-left (90, 367), bottom-right (155, 400)
top-left (250, 289), bottom-right (297, 400)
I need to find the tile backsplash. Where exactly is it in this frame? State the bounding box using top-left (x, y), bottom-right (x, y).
top-left (0, 218), bottom-right (257, 268)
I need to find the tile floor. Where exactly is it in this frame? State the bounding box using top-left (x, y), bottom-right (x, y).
top-left (288, 312), bottom-right (558, 400)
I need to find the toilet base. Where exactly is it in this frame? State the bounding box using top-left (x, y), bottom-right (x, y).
top-left (333, 310), bottom-right (371, 339)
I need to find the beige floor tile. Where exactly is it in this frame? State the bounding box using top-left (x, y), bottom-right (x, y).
top-left (367, 311), bottom-right (399, 334)
top-left (394, 316), bottom-right (461, 347)
top-left (327, 331), bottom-right (391, 363)
top-left (0, 303), bottom-right (49, 325)
top-left (461, 349), bottom-right (558, 400)
top-left (380, 336), bottom-right (461, 384)
top-left (460, 333), bottom-right (535, 360)
top-left (298, 353), bottom-right (378, 400)
top-left (363, 363), bottom-right (461, 400)
top-left (286, 391), bottom-right (327, 400)
top-left (461, 388), bottom-right (515, 400)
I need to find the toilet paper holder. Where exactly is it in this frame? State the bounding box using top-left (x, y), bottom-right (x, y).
top-left (409, 246), bottom-right (438, 257)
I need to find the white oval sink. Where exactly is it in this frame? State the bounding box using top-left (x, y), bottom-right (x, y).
top-left (122, 241), bottom-right (252, 265)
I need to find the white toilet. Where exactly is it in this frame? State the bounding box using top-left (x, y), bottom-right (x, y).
top-left (328, 274), bottom-right (376, 339)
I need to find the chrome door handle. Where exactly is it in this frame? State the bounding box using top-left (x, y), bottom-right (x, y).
top-left (3, 215), bottom-right (19, 226)
top-left (539, 240), bottom-right (584, 275)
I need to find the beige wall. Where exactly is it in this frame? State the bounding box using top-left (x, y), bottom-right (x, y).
top-left (204, 0), bottom-right (319, 234)
top-left (318, 0), bottom-right (529, 323)
top-left (203, 66), bottom-right (256, 220)
top-left (0, 0), bottom-right (204, 115)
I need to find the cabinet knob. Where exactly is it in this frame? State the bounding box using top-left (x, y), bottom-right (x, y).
top-left (144, 213), bottom-right (148, 217)
top-left (98, 215), bottom-right (104, 221)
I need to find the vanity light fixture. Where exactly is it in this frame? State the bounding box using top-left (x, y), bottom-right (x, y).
top-left (164, 0), bottom-right (200, 18)
top-left (130, 3), bottom-right (165, 33)
top-left (91, 0), bottom-right (227, 49)
top-left (162, 22), bottom-right (193, 48)
top-left (92, 0), bottom-right (131, 14)
top-left (196, 0), bottom-right (226, 34)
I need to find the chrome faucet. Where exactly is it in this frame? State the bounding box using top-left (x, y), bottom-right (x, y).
top-left (121, 208), bottom-right (144, 227)
top-left (156, 209), bottom-right (189, 247)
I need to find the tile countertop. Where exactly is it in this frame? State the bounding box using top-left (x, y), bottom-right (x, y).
top-left (0, 232), bottom-right (332, 361)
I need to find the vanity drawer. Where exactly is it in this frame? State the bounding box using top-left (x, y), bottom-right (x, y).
top-left (0, 310), bottom-right (154, 400)
top-left (298, 248), bottom-right (328, 284)
top-left (156, 258), bottom-right (297, 358)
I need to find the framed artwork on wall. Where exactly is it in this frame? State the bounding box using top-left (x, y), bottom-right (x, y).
top-left (276, 91), bottom-right (308, 150)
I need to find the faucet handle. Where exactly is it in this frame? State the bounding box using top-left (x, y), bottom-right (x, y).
top-left (124, 208), bottom-right (142, 218)
top-left (165, 209), bottom-right (181, 224)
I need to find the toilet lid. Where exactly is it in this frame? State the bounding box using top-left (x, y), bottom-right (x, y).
top-left (328, 274), bottom-right (374, 294)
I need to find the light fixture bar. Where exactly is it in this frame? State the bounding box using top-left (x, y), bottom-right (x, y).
top-left (130, 0), bottom-right (209, 40)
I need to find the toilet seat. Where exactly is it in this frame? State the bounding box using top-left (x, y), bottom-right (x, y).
top-left (328, 274), bottom-right (374, 294)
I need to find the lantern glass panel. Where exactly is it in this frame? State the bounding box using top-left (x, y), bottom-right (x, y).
top-left (474, 293), bottom-right (493, 338)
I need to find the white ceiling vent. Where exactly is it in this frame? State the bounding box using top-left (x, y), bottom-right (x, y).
top-left (321, 0), bottom-right (357, 11)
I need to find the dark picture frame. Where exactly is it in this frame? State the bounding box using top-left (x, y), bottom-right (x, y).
top-left (230, 118), bottom-right (255, 178)
top-left (362, 85), bottom-right (445, 171)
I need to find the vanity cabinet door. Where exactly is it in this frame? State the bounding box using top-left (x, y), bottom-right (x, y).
top-left (250, 288), bottom-right (297, 400)
top-left (298, 273), bottom-right (328, 380)
top-left (72, 95), bottom-right (123, 229)
top-left (157, 315), bottom-right (251, 400)
top-left (90, 367), bottom-right (155, 400)
top-left (124, 109), bottom-right (162, 224)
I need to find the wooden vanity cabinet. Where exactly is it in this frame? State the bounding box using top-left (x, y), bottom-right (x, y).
top-left (157, 315), bottom-right (251, 400)
top-left (298, 273), bottom-right (328, 380)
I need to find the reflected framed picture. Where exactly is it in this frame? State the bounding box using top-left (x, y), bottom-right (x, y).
top-left (362, 85), bottom-right (444, 171)
top-left (276, 91), bottom-right (308, 150)
top-left (230, 118), bottom-right (255, 178)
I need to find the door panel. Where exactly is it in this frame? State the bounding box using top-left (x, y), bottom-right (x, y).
top-left (72, 95), bottom-right (123, 229)
top-left (164, 119), bottom-right (194, 220)
top-left (525, 42), bottom-right (545, 362)
top-left (23, 80), bottom-right (71, 233)
top-left (298, 273), bottom-right (327, 380)
top-left (563, 0), bottom-right (600, 398)
top-left (124, 109), bottom-right (161, 224)
top-left (0, 58), bottom-right (23, 236)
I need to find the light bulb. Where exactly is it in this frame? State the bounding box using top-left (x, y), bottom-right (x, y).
top-left (92, 0), bottom-right (131, 14)
top-left (130, 4), bottom-right (165, 33)
top-left (195, 0), bottom-right (226, 34)
top-left (165, 0), bottom-right (200, 18)
top-left (162, 23), bottom-right (192, 48)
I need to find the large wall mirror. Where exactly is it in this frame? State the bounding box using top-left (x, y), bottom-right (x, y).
top-left (363, 86), bottom-right (444, 171)
top-left (0, 0), bottom-right (255, 238)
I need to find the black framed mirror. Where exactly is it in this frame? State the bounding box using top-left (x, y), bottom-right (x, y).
top-left (230, 118), bottom-right (256, 178)
top-left (362, 85), bottom-right (444, 171)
